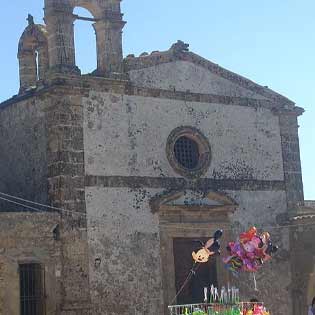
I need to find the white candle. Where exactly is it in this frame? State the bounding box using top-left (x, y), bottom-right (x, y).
top-left (204, 287), bottom-right (208, 302)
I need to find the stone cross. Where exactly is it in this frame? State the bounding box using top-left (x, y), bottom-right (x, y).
top-left (27, 14), bottom-right (34, 26)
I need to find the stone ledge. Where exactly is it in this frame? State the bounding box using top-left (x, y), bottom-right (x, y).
top-left (85, 175), bottom-right (285, 191)
top-left (0, 74), bottom-right (303, 115)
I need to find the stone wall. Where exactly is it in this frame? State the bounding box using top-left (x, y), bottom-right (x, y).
top-left (84, 185), bottom-right (290, 315)
top-left (0, 55), bottom-right (304, 315)
top-left (0, 1), bottom-right (307, 314)
top-left (83, 87), bottom-right (290, 314)
top-left (291, 220), bottom-right (315, 315)
top-left (0, 212), bottom-right (61, 315)
top-left (0, 88), bottom-right (93, 315)
top-left (86, 187), bottom-right (163, 315)
top-left (84, 92), bottom-right (284, 181)
top-left (0, 97), bottom-right (48, 210)
top-left (0, 259), bottom-right (4, 315)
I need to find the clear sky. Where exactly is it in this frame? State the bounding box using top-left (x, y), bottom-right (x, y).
top-left (1, 1), bottom-right (314, 199)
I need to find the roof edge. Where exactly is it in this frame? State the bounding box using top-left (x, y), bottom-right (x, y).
top-left (125, 40), bottom-right (296, 107)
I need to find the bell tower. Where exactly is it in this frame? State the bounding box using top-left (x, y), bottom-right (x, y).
top-left (43, 0), bottom-right (125, 75)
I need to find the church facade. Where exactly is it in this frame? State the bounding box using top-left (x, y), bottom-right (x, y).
top-left (0, 1), bottom-right (314, 315)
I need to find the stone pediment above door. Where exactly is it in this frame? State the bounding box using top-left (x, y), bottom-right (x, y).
top-left (150, 190), bottom-right (238, 223)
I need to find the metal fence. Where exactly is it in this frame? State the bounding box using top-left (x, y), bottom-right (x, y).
top-left (19, 263), bottom-right (45, 315)
top-left (168, 302), bottom-right (264, 315)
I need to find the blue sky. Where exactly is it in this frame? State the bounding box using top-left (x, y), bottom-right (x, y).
top-left (1, 1), bottom-right (314, 199)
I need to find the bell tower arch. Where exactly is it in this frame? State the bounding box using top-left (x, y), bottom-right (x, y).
top-left (44, 0), bottom-right (125, 75)
top-left (18, 16), bottom-right (49, 93)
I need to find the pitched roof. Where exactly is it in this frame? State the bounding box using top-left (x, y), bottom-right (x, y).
top-left (125, 40), bottom-right (296, 108)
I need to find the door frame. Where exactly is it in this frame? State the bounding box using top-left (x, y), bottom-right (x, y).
top-left (151, 190), bottom-right (238, 313)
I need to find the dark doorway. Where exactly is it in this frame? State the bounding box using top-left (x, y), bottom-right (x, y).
top-left (173, 238), bottom-right (218, 304)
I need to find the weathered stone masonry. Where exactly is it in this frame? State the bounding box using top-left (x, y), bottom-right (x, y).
top-left (0, 1), bottom-right (312, 315)
top-left (0, 213), bottom-right (61, 315)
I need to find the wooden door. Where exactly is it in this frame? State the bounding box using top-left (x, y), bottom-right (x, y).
top-left (173, 238), bottom-right (218, 304)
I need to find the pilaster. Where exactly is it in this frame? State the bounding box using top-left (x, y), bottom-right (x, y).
top-left (278, 107), bottom-right (304, 214)
top-left (44, 5), bottom-right (80, 74)
top-left (93, 13), bottom-right (126, 75)
top-left (46, 92), bottom-right (92, 314)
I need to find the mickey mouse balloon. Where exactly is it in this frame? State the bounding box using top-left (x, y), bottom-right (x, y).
top-left (192, 230), bottom-right (223, 263)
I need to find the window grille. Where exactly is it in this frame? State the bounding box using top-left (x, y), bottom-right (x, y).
top-left (174, 136), bottom-right (199, 170)
top-left (19, 263), bottom-right (45, 315)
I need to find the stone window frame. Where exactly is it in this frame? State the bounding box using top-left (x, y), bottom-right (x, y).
top-left (166, 126), bottom-right (211, 178)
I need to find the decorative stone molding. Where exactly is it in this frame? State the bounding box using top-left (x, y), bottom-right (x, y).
top-left (170, 40), bottom-right (189, 54)
top-left (150, 189), bottom-right (238, 215)
top-left (166, 126), bottom-right (211, 179)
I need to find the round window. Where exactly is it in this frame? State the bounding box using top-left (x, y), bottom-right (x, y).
top-left (174, 136), bottom-right (200, 170)
top-left (166, 126), bottom-right (211, 178)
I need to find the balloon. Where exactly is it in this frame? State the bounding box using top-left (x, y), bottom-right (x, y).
top-left (240, 227), bottom-right (257, 243)
top-left (192, 230), bottom-right (223, 263)
top-left (253, 305), bottom-right (270, 315)
top-left (223, 226), bottom-right (278, 274)
top-left (192, 248), bottom-right (213, 263)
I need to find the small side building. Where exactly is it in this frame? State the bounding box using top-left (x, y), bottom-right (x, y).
top-left (290, 201), bottom-right (315, 314)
